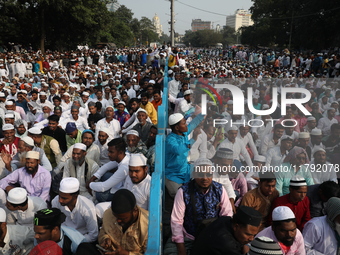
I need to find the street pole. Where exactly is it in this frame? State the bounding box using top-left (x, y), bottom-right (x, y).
top-left (170, 0), bottom-right (175, 46)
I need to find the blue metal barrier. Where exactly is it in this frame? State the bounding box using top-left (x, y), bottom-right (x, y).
top-left (145, 59), bottom-right (169, 255)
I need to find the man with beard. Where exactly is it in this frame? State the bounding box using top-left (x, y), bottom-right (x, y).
top-left (52, 178), bottom-right (98, 243)
top-left (67, 105), bottom-right (89, 132)
top-left (75, 189), bottom-right (148, 255)
top-left (0, 207), bottom-right (34, 255)
top-left (33, 208), bottom-right (85, 254)
top-left (42, 115), bottom-right (67, 153)
top-left (132, 109), bottom-right (153, 143)
top-left (256, 206), bottom-right (305, 255)
top-left (125, 130), bottom-right (148, 156)
top-left (87, 101), bottom-right (103, 131)
top-left (0, 151), bottom-right (51, 201)
top-left (7, 136), bottom-right (52, 171)
top-left (140, 92), bottom-right (157, 125)
top-left (0, 124), bottom-right (20, 158)
top-left (14, 119), bottom-right (28, 138)
top-left (62, 143), bottom-right (99, 200)
top-left (28, 126), bottom-right (62, 169)
top-left (310, 146), bottom-right (338, 184)
top-left (178, 89), bottom-right (194, 115)
top-left (37, 92), bottom-right (54, 111)
top-left (95, 153), bottom-right (151, 219)
top-left (95, 106), bottom-right (121, 140)
top-left (93, 128), bottom-right (111, 166)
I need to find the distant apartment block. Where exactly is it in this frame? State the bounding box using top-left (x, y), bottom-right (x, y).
top-left (226, 9), bottom-right (254, 32)
top-left (191, 19), bottom-right (212, 32)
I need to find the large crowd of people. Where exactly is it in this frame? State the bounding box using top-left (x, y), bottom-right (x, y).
top-left (0, 44), bottom-right (339, 254)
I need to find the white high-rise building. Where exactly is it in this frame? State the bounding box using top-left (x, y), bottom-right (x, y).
top-left (226, 9), bottom-right (253, 32)
top-left (152, 14), bottom-right (163, 37)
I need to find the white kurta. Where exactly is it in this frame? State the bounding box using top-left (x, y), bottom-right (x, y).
top-left (52, 195), bottom-right (98, 242)
top-left (0, 225), bottom-right (34, 255)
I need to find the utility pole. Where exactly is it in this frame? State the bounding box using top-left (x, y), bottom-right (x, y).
top-left (170, 0), bottom-right (175, 46)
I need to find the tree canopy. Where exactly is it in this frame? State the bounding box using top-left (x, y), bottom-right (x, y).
top-left (0, 0), bottom-right (160, 50)
top-left (241, 0), bottom-right (340, 50)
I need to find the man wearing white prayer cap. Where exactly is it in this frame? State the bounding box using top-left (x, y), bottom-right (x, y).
top-left (93, 127), bottom-right (112, 166)
top-left (4, 100), bottom-right (22, 121)
top-left (0, 150), bottom-right (51, 202)
top-left (165, 111), bottom-right (205, 197)
top-left (310, 146), bottom-right (337, 184)
top-left (256, 206), bottom-right (305, 254)
top-left (14, 119), bottom-right (28, 138)
top-left (303, 116), bottom-right (317, 132)
top-left (0, 207), bottom-right (35, 255)
top-left (4, 112), bottom-right (15, 125)
top-left (51, 177), bottom-right (98, 242)
top-left (95, 153), bottom-right (151, 219)
top-left (5, 187), bottom-right (47, 227)
top-left (62, 143), bottom-right (99, 200)
top-left (95, 103), bottom-right (121, 140)
top-left (0, 123), bottom-right (20, 158)
top-left (125, 129), bottom-right (148, 156)
top-left (7, 136), bottom-right (52, 172)
top-left (132, 108), bottom-right (154, 143)
top-left (270, 176), bottom-right (311, 232)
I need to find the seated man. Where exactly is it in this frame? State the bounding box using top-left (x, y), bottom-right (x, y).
top-left (5, 187), bottom-right (46, 227)
top-left (33, 208), bottom-right (86, 254)
top-left (7, 136), bottom-right (52, 172)
top-left (0, 151), bottom-right (51, 201)
top-left (95, 153), bottom-right (151, 218)
top-left (42, 114), bottom-right (67, 153)
top-left (303, 197), bottom-right (340, 254)
top-left (93, 128), bottom-right (111, 166)
top-left (0, 207), bottom-right (34, 255)
top-left (240, 172), bottom-right (279, 231)
top-left (62, 143), bottom-right (99, 200)
top-left (249, 237), bottom-right (283, 255)
top-left (52, 178), bottom-right (98, 243)
top-left (270, 176), bottom-right (311, 231)
top-left (192, 206), bottom-right (262, 255)
top-left (164, 158), bottom-right (233, 255)
top-left (87, 138), bottom-right (130, 203)
top-left (132, 109), bottom-right (154, 143)
top-left (28, 126), bottom-right (62, 168)
top-left (65, 122), bottom-right (82, 149)
top-left (307, 180), bottom-right (340, 218)
top-left (125, 130), bottom-right (148, 156)
top-left (0, 123), bottom-right (20, 158)
top-left (76, 189), bottom-right (148, 255)
top-left (257, 206), bottom-right (305, 255)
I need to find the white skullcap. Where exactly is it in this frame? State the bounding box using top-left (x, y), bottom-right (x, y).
top-left (312, 146), bottom-right (326, 155)
top-left (82, 92), bottom-right (90, 97)
top-left (22, 136), bottom-right (35, 147)
top-left (74, 143), bottom-right (86, 151)
top-left (227, 100), bottom-right (233, 104)
top-left (254, 155), bottom-right (266, 162)
top-left (281, 135), bottom-right (293, 141)
top-left (129, 153), bottom-right (147, 166)
top-left (99, 128), bottom-right (111, 136)
top-left (28, 127), bottom-right (42, 135)
top-left (290, 175), bottom-right (307, 187)
top-left (149, 80), bottom-right (156, 84)
top-left (63, 92), bottom-right (70, 97)
top-left (0, 92), bottom-right (5, 97)
top-left (184, 90), bottom-right (193, 96)
top-left (169, 113), bottom-right (184, 126)
top-left (2, 124), bottom-right (14, 131)
top-left (272, 206), bottom-right (295, 221)
top-left (0, 208), bottom-right (6, 222)
top-left (229, 126), bottom-right (239, 131)
top-left (117, 101), bottom-right (126, 106)
top-left (7, 187), bottom-right (27, 204)
top-left (299, 132), bottom-right (310, 139)
top-left (262, 104), bottom-right (270, 110)
top-left (310, 128), bottom-right (322, 136)
top-left (59, 177), bottom-right (80, 194)
top-left (5, 101), bottom-right (13, 106)
top-left (126, 130), bottom-right (139, 137)
top-left (39, 92), bottom-right (47, 96)
top-left (307, 116), bottom-right (316, 121)
top-left (194, 158), bottom-right (213, 167)
top-left (26, 151), bottom-right (40, 159)
top-left (137, 108), bottom-right (148, 115)
top-left (4, 113), bottom-right (14, 119)
top-left (168, 70), bottom-right (173, 75)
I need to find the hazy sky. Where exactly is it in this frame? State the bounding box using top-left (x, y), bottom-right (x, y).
top-left (119, 0), bottom-right (253, 35)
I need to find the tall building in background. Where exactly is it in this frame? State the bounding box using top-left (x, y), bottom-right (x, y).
top-left (191, 19), bottom-right (212, 32)
top-left (106, 1), bottom-right (120, 12)
top-left (226, 9), bottom-right (253, 32)
top-left (152, 14), bottom-right (163, 37)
